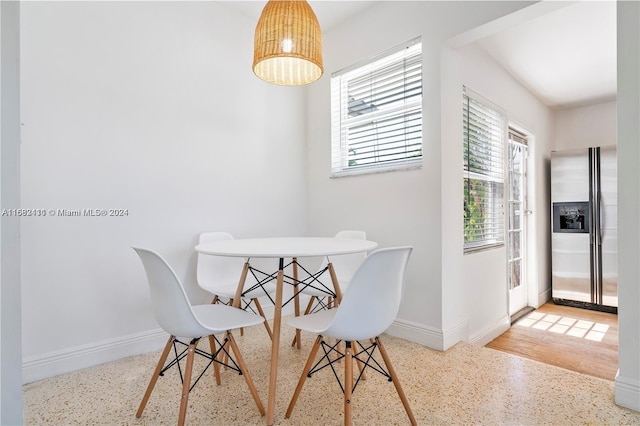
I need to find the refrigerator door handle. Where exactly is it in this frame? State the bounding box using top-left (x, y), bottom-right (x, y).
top-left (599, 195), bottom-right (605, 241)
top-left (594, 147), bottom-right (603, 305)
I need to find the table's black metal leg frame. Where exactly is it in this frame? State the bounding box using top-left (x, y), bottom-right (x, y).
top-left (241, 259), bottom-right (338, 309)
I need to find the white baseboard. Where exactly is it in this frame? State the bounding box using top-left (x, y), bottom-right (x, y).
top-left (615, 374), bottom-right (640, 412)
top-left (468, 315), bottom-right (510, 347)
top-left (386, 317), bottom-right (444, 350)
top-left (387, 315), bottom-right (510, 351)
top-left (386, 317), bottom-right (468, 351)
top-left (21, 298), bottom-right (287, 385)
top-left (538, 287), bottom-right (552, 308)
top-left (442, 318), bottom-right (469, 350)
top-left (22, 328), bottom-right (168, 384)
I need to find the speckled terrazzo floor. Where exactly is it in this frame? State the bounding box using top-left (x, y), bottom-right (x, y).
top-left (24, 321), bottom-right (640, 425)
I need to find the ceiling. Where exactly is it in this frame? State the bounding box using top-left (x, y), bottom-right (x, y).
top-left (223, 1), bottom-right (378, 32)
top-left (232, 1), bottom-right (616, 110)
top-left (474, 1), bottom-right (617, 110)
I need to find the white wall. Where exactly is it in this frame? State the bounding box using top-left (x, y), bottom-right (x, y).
top-left (306, 1), bottom-right (535, 350)
top-left (15, 2), bottom-right (640, 413)
top-left (441, 44), bottom-right (554, 345)
top-left (20, 1), bottom-right (309, 382)
top-left (1, 1), bottom-right (24, 423)
top-left (555, 101), bottom-right (617, 150)
top-left (615, 0), bottom-right (640, 412)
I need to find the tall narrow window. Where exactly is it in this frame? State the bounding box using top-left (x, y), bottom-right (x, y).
top-left (508, 128), bottom-right (528, 290)
top-left (331, 38), bottom-right (422, 177)
top-left (463, 88), bottom-right (507, 252)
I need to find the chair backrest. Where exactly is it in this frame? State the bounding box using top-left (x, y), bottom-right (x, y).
top-left (196, 232), bottom-right (248, 294)
top-left (322, 246), bottom-right (413, 342)
top-left (322, 230), bottom-right (367, 284)
top-left (133, 247), bottom-right (207, 338)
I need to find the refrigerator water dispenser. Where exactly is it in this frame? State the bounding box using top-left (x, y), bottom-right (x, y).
top-left (553, 202), bottom-right (590, 233)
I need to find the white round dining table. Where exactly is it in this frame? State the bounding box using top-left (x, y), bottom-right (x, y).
top-left (194, 237), bottom-right (377, 425)
top-left (195, 236), bottom-right (378, 258)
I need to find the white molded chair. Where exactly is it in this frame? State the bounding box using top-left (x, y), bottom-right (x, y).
top-left (291, 230), bottom-right (367, 347)
top-left (133, 247), bottom-right (265, 426)
top-left (197, 232), bottom-right (276, 339)
top-left (299, 230), bottom-right (367, 312)
top-left (285, 246), bottom-right (416, 426)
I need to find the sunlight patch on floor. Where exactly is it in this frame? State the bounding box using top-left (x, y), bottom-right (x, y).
top-left (515, 312), bottom-right (609, 342)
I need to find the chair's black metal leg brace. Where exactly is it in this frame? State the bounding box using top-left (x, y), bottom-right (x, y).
top-left (317, 340), bottom-right (346, 389)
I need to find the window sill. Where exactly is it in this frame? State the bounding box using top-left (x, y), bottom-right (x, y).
top-left (463, 242), bottom-right (505, 254)
top-left (331, 162), bottom-right (422, 178)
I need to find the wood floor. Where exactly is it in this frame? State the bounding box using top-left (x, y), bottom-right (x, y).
top-left (486, 302), bottom-right (619, 381)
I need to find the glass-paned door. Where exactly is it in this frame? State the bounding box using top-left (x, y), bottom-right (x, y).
top-left (508, 129), bottom-right (528, 315)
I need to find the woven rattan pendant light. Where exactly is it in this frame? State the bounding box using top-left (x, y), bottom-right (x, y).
top-left (253, 0), bottom-right (323, 86)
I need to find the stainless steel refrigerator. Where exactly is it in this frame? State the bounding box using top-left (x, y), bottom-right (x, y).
top-left (550, 146), bottom-right (617, 313)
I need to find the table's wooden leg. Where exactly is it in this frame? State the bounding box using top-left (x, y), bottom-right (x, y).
top-left (266, 258), bottom-right (284, 426)
top-left (292, 257), bottom-right (301, 349)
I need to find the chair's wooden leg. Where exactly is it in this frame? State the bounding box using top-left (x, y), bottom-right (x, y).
top-left (136, 335), bottom-right (174, 418)
top-left (292, 258), bottom-right (302, 349)
top-left (233, 263), bottom-right (250, 308)
top-left (291, 296), bottom-right (316, 347)
top-left (286, 335), bottom-right (323, 418)
top-left (253, 298), bottom-right (273, 340)
top-left (328, 262), bottom-right (343, 304)
top-left (353, 341), bottom-right (367, 380)
top-left (304, 296), bottom-right (316, 315)
top-left (208, 335), bottom-right (221, 385)
top-left (227, 331), bottom-right (266, 416)
top-left (237, 299), bottom-right (246, 336)
top-left (375, 337), bottom-right (417, 426)
top-left (211, 295), bottom-right (218, 304)
top-left (177, 341), bottom-right (196, 426)
top-left (344, 341), bottom-right (353, 426)
top-left (232, 268), bottom-right (247, 332)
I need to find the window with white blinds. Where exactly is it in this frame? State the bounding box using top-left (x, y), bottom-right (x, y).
top-left (463, 88), bottom-right (507, 252)
top-left (330, 38), bottom-right (422, 176)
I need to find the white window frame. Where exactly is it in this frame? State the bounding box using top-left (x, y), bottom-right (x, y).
top-left (330, 38), bottom-right (423, 177)
top-left (463, 87), bottom-right (507, 253)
